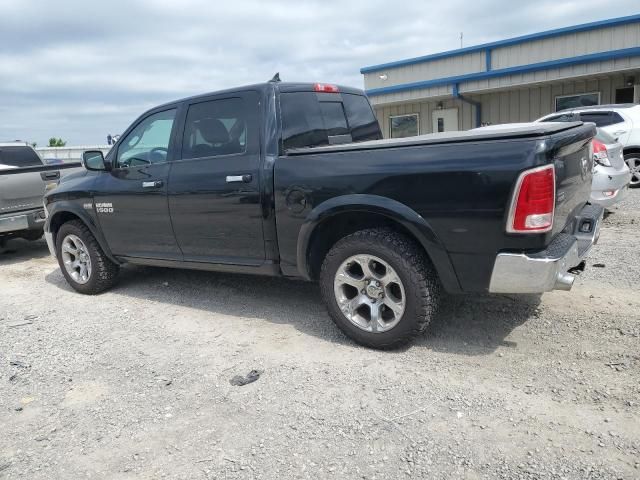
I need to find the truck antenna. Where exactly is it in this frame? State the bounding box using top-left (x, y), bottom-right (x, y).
top-left (269, 72), bottom-right (281, 83)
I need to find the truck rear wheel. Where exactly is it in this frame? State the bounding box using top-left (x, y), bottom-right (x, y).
top-left (319, 228), bottom-right (440, 349)
top-left (56, 220), bottom-right (119, 295)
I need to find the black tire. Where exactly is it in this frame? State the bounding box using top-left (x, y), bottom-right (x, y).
top-left (56, 220), bottom-right (119, 294)
top-left (624, 152), bottom-right (640, 188)
top-left (319, 228), bottom-right (440, 349)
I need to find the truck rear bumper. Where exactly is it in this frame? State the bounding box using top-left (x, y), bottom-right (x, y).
top-left (0, 209), bottom-right (46, 234)
top-left (590, 166), bottom-right (631, 207)
top-left (489, 204), bottom-right (604, 294)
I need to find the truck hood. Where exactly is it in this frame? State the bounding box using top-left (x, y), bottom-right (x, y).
top-left (45, 168), bottom-right (96, 204)
top-left (58, 168), bottom-right (89, 184)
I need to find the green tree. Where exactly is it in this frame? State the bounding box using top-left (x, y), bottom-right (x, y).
top-left (48, 137), bottom-right (66, 147)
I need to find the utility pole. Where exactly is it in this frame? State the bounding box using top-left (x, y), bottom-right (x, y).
top-left (460, 32), bottom-right (463, 48)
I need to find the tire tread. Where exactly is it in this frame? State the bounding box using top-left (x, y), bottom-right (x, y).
top-left (319, 228), bottom-right (440, 349)
top-left (56, 220), bottom-right (119, 294)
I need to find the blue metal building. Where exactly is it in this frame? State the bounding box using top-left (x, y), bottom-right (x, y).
top-left (360, 14), bottom-right (640, 138)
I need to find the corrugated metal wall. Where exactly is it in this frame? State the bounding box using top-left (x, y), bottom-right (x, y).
top-left (374, 73), bottom-right (634, 137)
top-left (364, 20), bottom-right (640, 107)
top-left (461, 56), bottom-right (640, 94)
top-left (491, 23), bottom-right (640, 68)
top-left (364, 52), bottom-right (485, 91)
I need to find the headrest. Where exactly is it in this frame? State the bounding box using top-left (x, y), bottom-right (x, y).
top-left (197, 118), bottom-right (229, 144)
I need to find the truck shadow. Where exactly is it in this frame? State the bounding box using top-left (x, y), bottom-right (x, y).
top-left (44, 264), bottom-right (540, 356)
top-left (415, 293), bottom-right (541, 355)
top-left (0, 238), bottom-right (51, 266)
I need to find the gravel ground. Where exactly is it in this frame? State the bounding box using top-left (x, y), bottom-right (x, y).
top-left (1, 190), bottom-right (639, 480)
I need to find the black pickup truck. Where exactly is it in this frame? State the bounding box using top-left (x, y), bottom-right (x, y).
top-left (44, 80), bottom-right (603, 348)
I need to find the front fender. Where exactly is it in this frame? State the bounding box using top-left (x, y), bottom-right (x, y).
top-left (46, 200), bottom-right (119, 265)
top-left (296, 194), bottom-right (461, 293)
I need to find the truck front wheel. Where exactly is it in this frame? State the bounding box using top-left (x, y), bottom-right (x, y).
top-left (320, 228), bottom-right (440, 349)
top-left (55, 220), bottom-right (119, 295)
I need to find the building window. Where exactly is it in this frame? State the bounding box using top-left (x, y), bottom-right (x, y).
top-left (390, 114), bottom-right (419, 138)
top-left (555, 92), bottom-right (600, 112)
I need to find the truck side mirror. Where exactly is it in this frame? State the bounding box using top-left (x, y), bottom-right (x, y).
top-left (82, 150), bottom-right (108, 171)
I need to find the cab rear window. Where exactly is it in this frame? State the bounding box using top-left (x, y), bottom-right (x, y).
top-left (281, 92), bottom-right (381, 151)
top-left (0, 146), bottom-right (43, 168)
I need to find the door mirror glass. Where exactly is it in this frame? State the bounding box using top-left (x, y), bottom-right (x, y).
top-left (82, 150), bottom-right (107, 171)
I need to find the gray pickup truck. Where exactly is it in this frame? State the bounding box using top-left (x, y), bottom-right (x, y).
top-left (0, 143), bottom-right (80, 250)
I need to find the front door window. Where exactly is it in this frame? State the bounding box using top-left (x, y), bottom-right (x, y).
top-left (117, 109), bottom-right (176, 168)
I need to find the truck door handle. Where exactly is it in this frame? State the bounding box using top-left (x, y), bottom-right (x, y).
top-left (41, 171), bottom-right (60, 180)
top-left (142, 180), bottom-right (163, 188)
top-left (226, 174), bottom-right (252, 183)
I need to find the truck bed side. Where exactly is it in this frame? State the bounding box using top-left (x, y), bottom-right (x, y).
top-left (274, 123), bottom-right (595, 293)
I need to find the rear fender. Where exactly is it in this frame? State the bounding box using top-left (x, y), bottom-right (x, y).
top-left (296, 194), bottom-right (461, 293)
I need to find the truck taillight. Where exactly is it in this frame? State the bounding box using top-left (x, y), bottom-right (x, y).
top-left (592, 139), bottom-right (611, 167)
top-left (507, 164), bottom-right (555, 233)
top-left (314, 83), bottom-right (339, 93)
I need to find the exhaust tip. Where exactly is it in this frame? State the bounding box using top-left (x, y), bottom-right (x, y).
top-left (554, 272), bottom-right (575, 291)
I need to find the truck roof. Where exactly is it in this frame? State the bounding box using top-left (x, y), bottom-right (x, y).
top-left (154, 82), bottom-right (366, 111)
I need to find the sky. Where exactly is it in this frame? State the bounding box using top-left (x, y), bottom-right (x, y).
top-left (1, 0), bottom-right (638, 146)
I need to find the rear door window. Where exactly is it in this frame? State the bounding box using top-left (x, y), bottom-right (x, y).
top-left (609, 112), bottom-right (625, 126)
top-left (0, 146), bottom-right (43, 168)
top-left (281, 92), bottom-right (381, 151)
top-left (182, 98), bottom-right (248, 159)
top-left (579, 112), bottom-right (616, 127)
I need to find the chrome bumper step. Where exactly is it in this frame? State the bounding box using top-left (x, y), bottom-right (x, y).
top-left (489, 204), bottom-right (604, 294)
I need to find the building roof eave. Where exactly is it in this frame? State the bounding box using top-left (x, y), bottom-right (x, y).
top-left (360, 13), bottom-right (640, 74)
top-left (365, 47), bottom-right (640, 98)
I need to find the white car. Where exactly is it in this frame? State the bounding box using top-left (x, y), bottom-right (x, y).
top-left (537, 104), bottom-right (640, 188)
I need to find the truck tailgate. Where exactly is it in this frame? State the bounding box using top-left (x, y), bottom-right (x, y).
top-left (545, 124), bottom-right (595, 236)
top-left (0, 163), bottom-right (82, 216)
top-left (0, 170), bottom-right (46, 215)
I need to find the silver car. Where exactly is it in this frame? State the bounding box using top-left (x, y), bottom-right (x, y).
top-left (590, 129), bottom-right (631, 207)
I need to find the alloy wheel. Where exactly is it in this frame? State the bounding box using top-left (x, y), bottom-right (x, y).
top-left (626, 156), bottom-right (640, 186)
top-left (333, 254), bottom-right (406, 333)
top-left (61, 234), bottom-right (92, 284)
